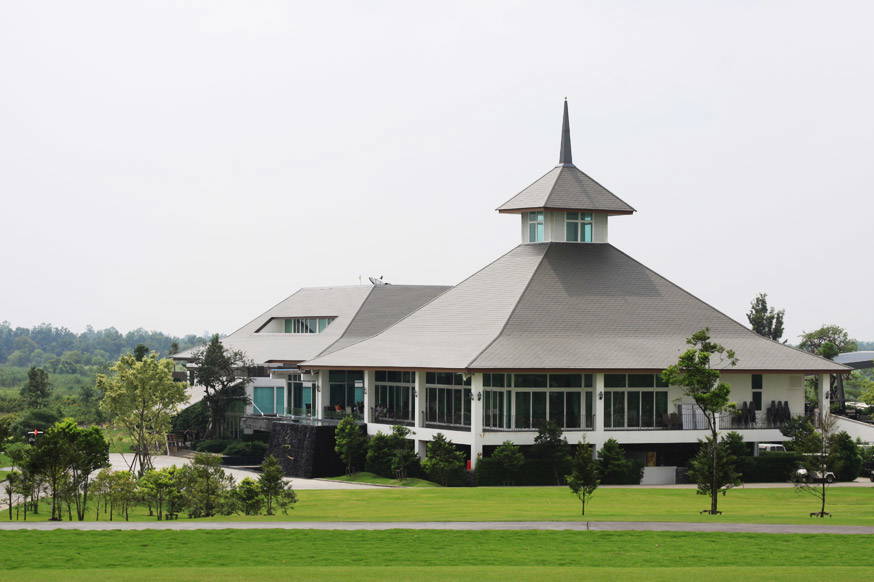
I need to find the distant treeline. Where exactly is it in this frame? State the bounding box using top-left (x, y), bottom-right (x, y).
top-left (0, 321), bottom-right (212, 371)
top-left (858, 341), bottom-right (874, 351)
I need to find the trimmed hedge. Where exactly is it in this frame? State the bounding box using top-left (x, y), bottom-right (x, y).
top-left (477, 457), bottom-right (572, 486)
top-left (223, 440), bottom-right (267, 461)
top-left (194, 439), bottom-right (236, 453)
top-left (737, 453), bottom-right (802, 482)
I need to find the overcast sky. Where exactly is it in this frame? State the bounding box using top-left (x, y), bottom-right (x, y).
top-left (1, 1), bottom-right (872, 344)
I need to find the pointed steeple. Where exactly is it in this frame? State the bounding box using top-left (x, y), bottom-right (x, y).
top-left (559, 98), bottom-right (573, 166)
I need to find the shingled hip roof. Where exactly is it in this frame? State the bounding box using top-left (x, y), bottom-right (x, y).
top-left (303, 243), bottom-right (848, 374)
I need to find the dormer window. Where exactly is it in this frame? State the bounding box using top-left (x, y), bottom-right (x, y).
top-left (566, 212), bottom-right (593, 242)
top-left (284, 317), bottom-right (334, 334)
top-left (527, 211), bottom-right (544, 242)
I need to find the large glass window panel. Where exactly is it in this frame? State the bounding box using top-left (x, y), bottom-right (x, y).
top-left (515, 392), bottom-right (531, 429)
top-left (253, 386), bottom-right (275, 415)
top-left (532, 392), bottom-right (547, 427)
top-left (752, 391), bottom-right (762, 411)
top-left (566, 222), bottom-right (578, 242)
top-left (752, 374), bottom-right (763, 390)
top-left (583, 223), bottom-right (592, 242)
top-left (627, 391), bottom-right (640, 427)
top-left (612, 391), bottom-right (626, 428)
top-left (567, 211), bottom-right (579, 220)
top-left (585, 391), bottom-right (593, 428)
top-left (641, 391), bottom-right (655, 428)
top-left (584, 374), bottom-right (594, 388)
top-left (463, 389), bottom-right (471, 425)
top-left (453, 389), bottom-right (463, 425)
top-left (604, 392), bottom-right (613, 428)
top-left (427, 388), bottom-right (437, 422)
top-left (435, 372), bottom-right (453, 385)
top-left (566, 391), bottom-right (582, 428)
top-left (655, 391), bottom-right (668, 427)
top-left (628, 374), bottom-right (655, 388)
top-left (549, 391), bottom-right (564, 425)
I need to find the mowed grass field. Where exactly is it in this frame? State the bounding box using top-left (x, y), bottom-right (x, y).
top-left (3, 485), bottom-right (874, 525)
top-left (1, 529), bottom-right (872, 581)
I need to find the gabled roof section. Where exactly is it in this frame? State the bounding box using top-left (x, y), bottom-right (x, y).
top-left (173, 285), bottom-right (448, 365)
top-left (497, 100), bottom-right (635, 215)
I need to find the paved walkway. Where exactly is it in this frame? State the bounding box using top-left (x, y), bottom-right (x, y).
top-left (0, 520), bottom-right (871, 534)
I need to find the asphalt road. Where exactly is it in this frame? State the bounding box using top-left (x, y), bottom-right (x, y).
top-left (1, 520), bottom-right (871, 534)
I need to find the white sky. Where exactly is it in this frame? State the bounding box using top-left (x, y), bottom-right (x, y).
top-left (1, 1), bottom-right (872, 344)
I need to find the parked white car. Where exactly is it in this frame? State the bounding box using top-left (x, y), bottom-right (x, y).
top-left (757, 443), bottom-right (787, 453)
top-left (795, 468), bottom-right (835, 483)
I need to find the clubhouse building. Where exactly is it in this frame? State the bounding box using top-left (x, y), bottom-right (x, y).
top-left (176, 102), bottom-right (848, 479)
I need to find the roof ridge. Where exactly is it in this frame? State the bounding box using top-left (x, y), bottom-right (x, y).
top-left (465, 244), bottom-right (551, 369)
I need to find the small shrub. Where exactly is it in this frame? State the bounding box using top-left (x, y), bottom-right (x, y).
top-left (597, 439), bottom-right (643, 485)
top-left (223, 441), bottom-right (267, 461)
top-left (194, 439), bottom-right (235, 453)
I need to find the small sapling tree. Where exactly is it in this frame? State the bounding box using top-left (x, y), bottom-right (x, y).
top-left (566, 439), bottom-right (599, 515)
top-left (794, 412), bottom-right (838, 517)
top-left (662, 328), bottom-right (737, 515)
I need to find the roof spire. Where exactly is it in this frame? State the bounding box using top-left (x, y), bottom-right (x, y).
top-left (559, 98), bottom-right (573, 166)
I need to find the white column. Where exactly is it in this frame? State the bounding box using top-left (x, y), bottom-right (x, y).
top-left (313, 370), bottom-right (325, 419)
top-left (819, 373), bottom-right (831, 418)
top-left (469, 373), bottom-right (484, 468)
top-left (592, 373), bottom-right (605, 451)
top-left (415, 440), bottom-right (427, 460)
top-left (414, 370), bottom-right (427, 429)
top-left (363, 369), bottom-right (375, 423)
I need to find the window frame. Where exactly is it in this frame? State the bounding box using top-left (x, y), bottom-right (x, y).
top-left (565, 211), bottom-right (594, 242)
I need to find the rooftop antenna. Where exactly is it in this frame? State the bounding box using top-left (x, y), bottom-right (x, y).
top-left (368, 275), bottom-right (390, 286)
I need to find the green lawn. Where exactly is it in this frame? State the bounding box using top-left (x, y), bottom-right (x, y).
top-left (4, 485), bottom-right (874, 525)
top-left (323, 471), bottom-right (440, 487)
top-left (0, 530), bottom-right (872, 581)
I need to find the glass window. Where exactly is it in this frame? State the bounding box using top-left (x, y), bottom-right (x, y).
top-left (528, 212), bottom-right (545, 242)
top-left (585, 391), bottom-right (593, 428)
top-left (566, 392), bottom-right (582, 428)
top-left (655, 392), bottom-right (668, 427)
top-left (515, 392), bottom-right (531, 429)
top-left (752, 374), bottom-right (763, 390)
top-left (641, 391), bottom-right (654, 428)
top-left (284, 317), bottom-right (334, 334)
top-left (549, 391), bottom-right (564, 425)
top-left (549, 374), bottom-right (582, 388)
top-left (628, 374), bottom-right (655, 388)
top-left (752, 391), bottom-right (762, 411)
top-left (611, 391), bottom-right (626, 428)
top-left (604, 374), bottom-right (627, 388)
top-left (565, 211), bottom-right (594, 242)
top-left (514, 374), bottom-right (547, 388)
top-left (627, 391), bottom-right (640, 427)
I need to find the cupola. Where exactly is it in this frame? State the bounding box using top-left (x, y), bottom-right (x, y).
top-left (497, 100), bottom-right (635, 244)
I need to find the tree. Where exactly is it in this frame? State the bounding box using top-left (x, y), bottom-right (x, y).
top-left (132, 344), bottom-right (150, 361)
top-left (67, 423), bottom-right (110, 520)
top-left (231, 477), bottom-right (264, 515)
top-left (794, 413), bottom-right (839, 517)
top-left (566, 439), bottom-right (599, 515)
top-left (421, 433), bottom-right (466, 486)
top-left (662, 328), bottom-right (738, 515)
top-left (138, 467), bottom-right (180, 521)
top-left (687, 435), bottom-right (742, 504)
top-left (746, 293), bottom-right (785, 342)
top-left (533, 420), bottom-right (569, 485)
top-left (491, 441), bottom-right (525, 484)
top-left (365, 425), bottom-right (414, 478)
top-left (181, 453), bottom-right (234, 518)
top-left (829, 431), bottom-right (862, 482)
top-left (20, 366), bottom-right (52, 408)
top-left (597, 439), bottom-right (643, 485)
top-left (259, 454), bottom-right (296, 515)
top-left (799, 325), bottom-right (857, 360)
top-left (4, 471), bottom-right (20, 520)
top-left (334, 415), bottom-right (367, 475)
top-left (98, 354), bottom-right (187, 476)
top-left (189, 335), bottom-right (252, 438)
top-left (391, 447), bottom-right (419, 481)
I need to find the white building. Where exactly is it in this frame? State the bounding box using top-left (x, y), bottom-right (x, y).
top-left (176, 101), bottom-right (848, 477)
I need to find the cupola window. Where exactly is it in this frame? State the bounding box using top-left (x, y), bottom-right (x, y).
top-left (527, 211), bottom-right (544, 242)
top-left (566, 212), bottom-right (593, 242)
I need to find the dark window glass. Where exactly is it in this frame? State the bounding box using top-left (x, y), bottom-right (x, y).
top-left (515, 392), bottom-right (531, 429)
top-left (435, 372), bottom-right (453, 385)
top-left (752, 391), bottom-right (762, 411)
top-left (483, 374), bottom-right (492, 388)
top-left (641, 391), bottom-right (655, 428)
top-left (426, 372), bottom-right (436, 384)
top-left (605, 374), bottom-right (627, 388)
top-left (463, 389), bottom-right (471, 424)
top-left (612, 391), bottom-right (626, 428)
top-left (628, 374), bottom-right (655, 388)
top-left (549, 391), bottom-right (565, 424)
top-left (386, 371), bottom-right (403, 383)
top-left (655, 391), bottom-right (668, 427)
top-left (453, 389), bottom-right (463, 425)
top-left (604, 392), bottom-right (613, 428)
top-left (627, 391), bottom-right (640, 427)
top-left (375, 371), bottom-right (386, 382)
top-left (514, 374), bottom-right (547, 388)
top-left (492, 374), bottom-right (506, 388)
top-left (583, 374), bottom-right (594, 388)
top-left (532, 392), bottom-right (547, 427)
top-left (655, 374), bottom-right (668, 388)
top-left (566, 392), bottom-right (582, 428)
top-left (752, 374), bottom-right (763, 390)
top-left (549, 374), bottom-right (582, 388)
top-left (427, 388), bottom-right (437, 422)
top-left (585, 391), bottom-right (593, 428)
top-left (329, 370), bottom-right (346, 382)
